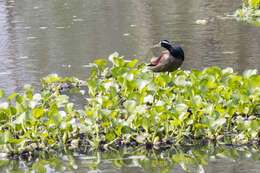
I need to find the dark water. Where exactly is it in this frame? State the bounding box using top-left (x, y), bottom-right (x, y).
top-left (0, 0), bottom-right (260, 172)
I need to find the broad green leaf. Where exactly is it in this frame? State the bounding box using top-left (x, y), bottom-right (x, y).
top-left (94, 59), bottom-right (107, 71)
top-left (192, 95), bottom-right (202, 108)
top-left (175, 104), bottom-right (188, 113)
top-left (32, 107), bottom-right (45, 118)
top-left (48, 103), bottom-right (59, 117)
top-left (86, 79), bottom-right (97, 97)
top-left (7, 138), bottom-right (23, 144)
top-left (0, 102), bottom-right (9, 109)
top-left (4, 130), bottom-right (13, 143)
top-left (0, 88), bottom-right (4, 98)
top-left (248, 75), bottom-right (260, 89)
top-left (126, 59), bottom-right (138, 68)
top-left (213, 118), bottom-right (226, 127)
top-left (175, 75), bottom-right (187, 87)
top-left (108, 52), bottom-right (119, 62)
top-left (106, 132), bottom-right (116, 141)
top-left (33, 93), bottom-right (42, 101)
top-left (8, 93), bottom-right (17, 102)
top-left (23, 84), bottom-right (33, 92)
top-left (136, 79), bottom-right (149, 91)
top-left (109, 54), bottom-right (125, 67)
top-left (65, 103), bottom-right (74, 114)
top-left (143, 95), bottom-right (153, 103)
top-left (39, 133), bottom-right (48, 138)
top-left (222, 67), bottom-right (233, 75)
top-left (42, 73), bottom-right (60, 83)
top-left (243, 69), bottom-right (257, 79)
top-left (123, 100), bottom-right (136, 113)
top-left (136, 134), bottom-right (146, 144)
top-left (56, 95), bottom-right (69, 105)
top-left (123, 72), bottom-right (134, 81)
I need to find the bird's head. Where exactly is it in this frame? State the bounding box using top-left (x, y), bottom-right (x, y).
top-left (153, 40), bottom-right (184, 61)
top-left (159, 40), bottom-right (172, 49)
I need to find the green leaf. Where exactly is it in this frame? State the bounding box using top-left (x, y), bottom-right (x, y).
top-left (126, 59), bottom-right (138, 68)
top-left (192, 95), bottom-right (203, 108)
top-left (136, 134), bottom-right (146, 144)
top-left (8, 93), bottom-right (17, 101)
top-left (243, 69), bottom-right (257, 79)
top-left (42, 73), bottom-right (60, 83)
top-left (175, 104), bottom-right (188, 120)
top-left (86, 79), bottom-right (97, 97)
top-left (0, 102), bottom-right (9, 109)
top-left (15, 112), bottom-right (27, 124)
top-left (32, 107), bottom-right (45, 118)
top-left (108, 52), bottom-right (119, 62)
top-left (48, 103), bottom-right (59, 117)
top-left (94, 59), bottom-right (107, 71)
top-left (65, 103), bottom-right (74, 114)
top-left (123, 100), bottom-right (136, 113)
top-left (106, 132), bottom-right (116, 141)
top-left (32, 162), bottom-right (47, 173)
top-left (0, 88), bottom-right (4, 98)
top-left (7, 138), bottom-right (23, 144)
top-left (23, 84), bottom-right (33, 93)
top-left (123, 72), bottom-right (134, 81)
top-left (143, 95), bottom-right (153, 103)
top-left (222, 67), bottom-right (233, 75)
top-left (248, 75), bottom-right (260, 89)
top-left (175, 104), bottom-right (188, 113)
top-left (108, 52), bottom-right (125, 67)
top-left (175, 75), bottom-right (187, 87)
top-left (4, 130), bottom-right (13, 143)
top-left (136, 79), bottom-right (149, 91)
top-left (213, 117), bottom-right (226, 127)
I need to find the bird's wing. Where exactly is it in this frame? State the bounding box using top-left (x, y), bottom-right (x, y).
top-left (149, 50), bottom-right (170, 66)
top-left (150, 51), bottom-right (183, 72)
top-left (148, 55), bottom-right (162, 66)
top-left (150, 52), bottom-right (172, 72)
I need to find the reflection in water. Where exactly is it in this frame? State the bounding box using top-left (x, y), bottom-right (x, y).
top-left (0, 145), bottom-right (259, 173)
top-left (0, 0), bottom-right (260, 96)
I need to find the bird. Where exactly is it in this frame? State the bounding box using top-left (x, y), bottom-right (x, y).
top-left (148, 40), bottom-right (184, 72)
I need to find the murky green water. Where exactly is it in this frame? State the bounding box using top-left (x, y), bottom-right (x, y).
top-left (0, 0), bottom-right (260, 172)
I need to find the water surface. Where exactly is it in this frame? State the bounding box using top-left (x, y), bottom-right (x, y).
top-left (0, 145), bottom-right (259, 173)
top-left (0, 0), bottom-right (260, 95)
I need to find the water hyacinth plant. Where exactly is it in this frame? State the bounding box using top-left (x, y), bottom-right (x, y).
top-left (0, 52), bottom-right (259, 159)
top-left (235, 0), bottom-right (260, 25)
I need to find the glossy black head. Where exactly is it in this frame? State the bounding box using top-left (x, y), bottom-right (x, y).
top-left (159, 40), bottom-right (172, 50)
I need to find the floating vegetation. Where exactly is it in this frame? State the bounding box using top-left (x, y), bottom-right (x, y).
top-left (235, 0), bottom-right (260, 25)
top-left (0, 53), bottom-right (259, 160)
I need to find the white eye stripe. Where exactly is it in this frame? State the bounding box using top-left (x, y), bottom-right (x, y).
top-left (160, 40), bottom-right (169, 44)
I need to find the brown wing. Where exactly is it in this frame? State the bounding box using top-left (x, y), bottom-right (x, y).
top-left (148, 53), bottom-right (163, 66)
top-left (150, 51), bottom-right (183, 72)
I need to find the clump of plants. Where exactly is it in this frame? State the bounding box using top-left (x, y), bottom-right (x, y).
top-left (235, 0), bottom-right (260, 25)
top-left (0, 52), bottom-right (259, 159)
